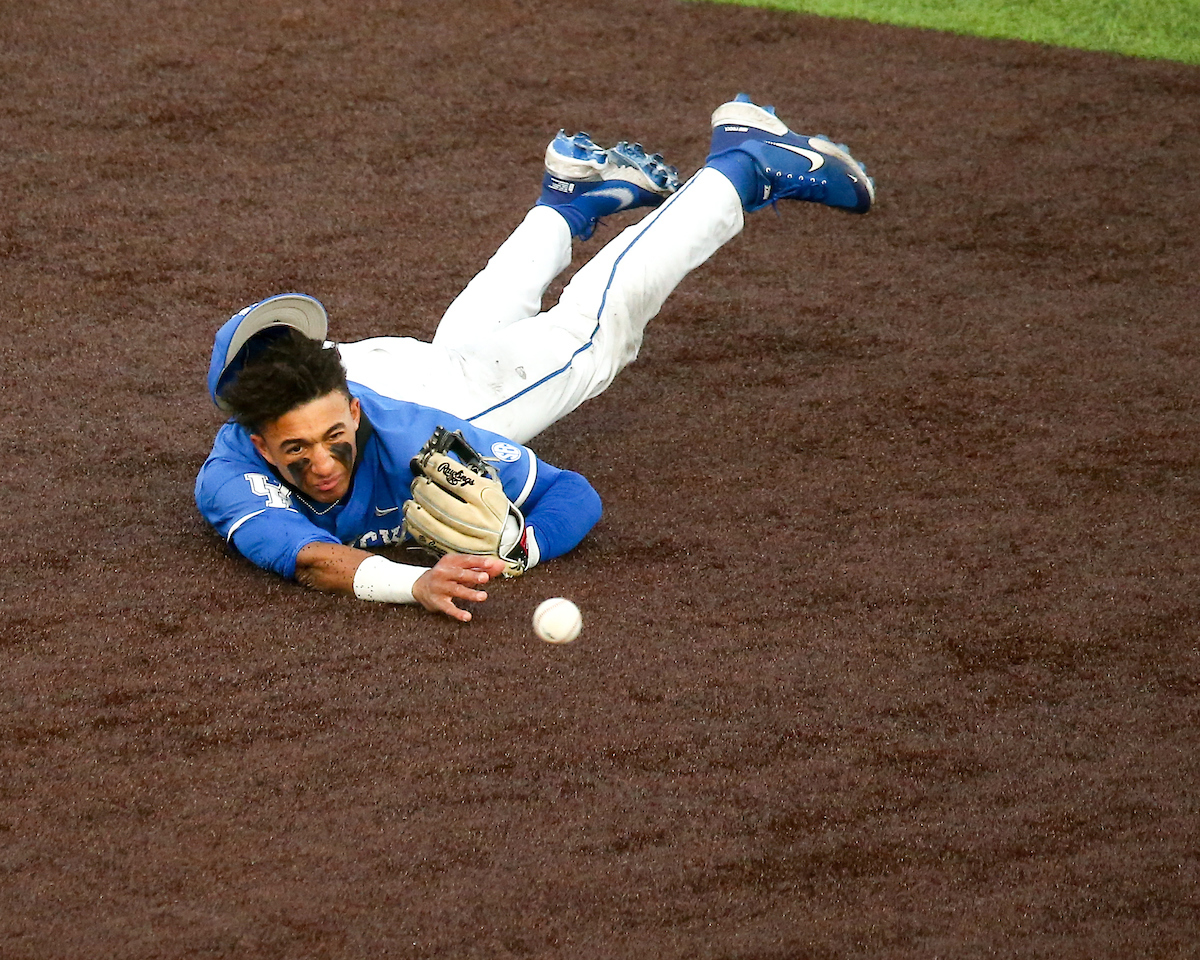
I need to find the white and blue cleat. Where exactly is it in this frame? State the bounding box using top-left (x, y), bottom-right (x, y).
top-left (542, 130), bottom-right (611, 182)
top-left (538, 130), bottom-right (680, 238)
top-left (707, 93), bottom-right (875, 214)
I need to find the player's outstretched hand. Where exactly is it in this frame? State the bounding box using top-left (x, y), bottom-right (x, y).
top-left (413, 554), bottom-right (508, 622)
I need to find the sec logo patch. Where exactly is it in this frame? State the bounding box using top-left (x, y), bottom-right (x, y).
top-left (491, 441), bottom-right (522, 462)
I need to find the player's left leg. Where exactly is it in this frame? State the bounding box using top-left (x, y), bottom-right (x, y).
top-left (450, 95), bottom-right (875, 443)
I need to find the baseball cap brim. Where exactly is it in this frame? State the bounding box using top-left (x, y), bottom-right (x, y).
top-left (207, 294), bottom-right (329, 412)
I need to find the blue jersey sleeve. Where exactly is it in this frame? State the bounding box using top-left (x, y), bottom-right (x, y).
top-left (415, 414), bottom-right (600, 556)
top-left (518, 459), bottom-right (603, 560)
top-left (195, 456), bottom-right (340, 579)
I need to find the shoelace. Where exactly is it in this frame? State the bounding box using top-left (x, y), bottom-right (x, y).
top-left (766, 169), bottom-right (828, 207)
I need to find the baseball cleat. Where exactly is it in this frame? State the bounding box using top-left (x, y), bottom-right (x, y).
top-left (601, 140), bottom-right (681, 199)
top-left (707, 93), bottom-right (875, 214)
top-left (543, 130), bottom-right (610, 181)
top-left (538, 130), bottom-right (680, 238)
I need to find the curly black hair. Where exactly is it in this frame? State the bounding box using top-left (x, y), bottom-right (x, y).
top-left (219, 329), bottom-right (351, 430)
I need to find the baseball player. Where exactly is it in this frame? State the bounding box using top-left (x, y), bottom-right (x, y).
top-left (196, 94), bottom-right (875, 621)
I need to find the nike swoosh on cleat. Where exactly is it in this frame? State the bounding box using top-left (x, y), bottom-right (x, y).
top-left (375, 505), bottom-right (400, 516)
top-left (765, 141), bottom-right (825, 171)
top-left (589, 185), bottom-right (638, 210)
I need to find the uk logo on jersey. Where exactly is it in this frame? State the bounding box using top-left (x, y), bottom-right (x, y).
top-left (244, 472), bottom-right (293, 508)
top-left (491, 441), bottom-right (522, 462)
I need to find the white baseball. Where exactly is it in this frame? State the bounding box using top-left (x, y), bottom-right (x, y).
top-left (533, 597), bottom-right (582, 644)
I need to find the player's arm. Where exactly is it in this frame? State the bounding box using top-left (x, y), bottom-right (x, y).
top-left (197, 460), bottom-right (499, 621)
top-left (404, 427), bottom-right (602, 575)
top-left (463, 429), bottom-right (603, 564)
top-left (295, 541), bottom-right (505, 622)
top-left (518, 467), bottom-right (602, 562)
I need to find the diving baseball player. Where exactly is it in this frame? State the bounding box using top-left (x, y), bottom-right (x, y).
top-left (196, 94), bottom-right (875, 621)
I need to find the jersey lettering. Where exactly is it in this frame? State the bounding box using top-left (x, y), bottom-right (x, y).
top-left (244, 473), bottom-right (294, 509)
top-left (353, 524), bottom-right (405, 549)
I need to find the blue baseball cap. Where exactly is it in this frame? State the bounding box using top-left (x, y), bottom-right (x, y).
top-left (207, 293), bottom-right (328, 412)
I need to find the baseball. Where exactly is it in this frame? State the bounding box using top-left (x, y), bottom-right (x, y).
top-left (533, 597), bottom-right (582, 644)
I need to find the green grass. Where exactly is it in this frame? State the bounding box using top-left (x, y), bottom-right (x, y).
top-left (697, 0), bottom-right (1200, 64)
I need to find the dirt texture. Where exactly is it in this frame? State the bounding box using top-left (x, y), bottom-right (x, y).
top-left (3, 1), bottom-right (1199, 957)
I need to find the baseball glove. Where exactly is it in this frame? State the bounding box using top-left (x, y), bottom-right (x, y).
top-left (402, 427), bottom-right (530, 577)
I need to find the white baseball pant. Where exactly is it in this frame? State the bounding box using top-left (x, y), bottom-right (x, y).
top-left (335, 167), bottom-right (744, 445)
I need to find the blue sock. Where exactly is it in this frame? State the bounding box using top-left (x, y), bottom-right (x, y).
top-left (546, 202), bottom-right (595, 239)
top-left (538, 188), bottom-right (643, 240)
top-left (705, 150), bottom-right (763, 210)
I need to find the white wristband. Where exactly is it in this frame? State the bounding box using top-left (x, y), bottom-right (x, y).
top-left (524, 526), bottom-right (541, 569)
top-left (352, 554), bottom-right (426, 604)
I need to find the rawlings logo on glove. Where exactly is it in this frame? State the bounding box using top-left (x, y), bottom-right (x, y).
top-left (436, 461), bottom-right (476, 487)
top-left (401, 427), bottom-right (530, 577)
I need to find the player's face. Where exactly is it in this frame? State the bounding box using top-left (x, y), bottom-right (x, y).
top-left (251, 391), bottom-right (361, 504)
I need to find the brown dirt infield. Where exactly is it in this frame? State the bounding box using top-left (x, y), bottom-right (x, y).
top-left (3, 1), bottom-right (1199, 957)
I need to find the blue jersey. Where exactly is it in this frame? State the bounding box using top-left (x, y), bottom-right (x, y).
top-left (195, 383), bottom-right (601, 578)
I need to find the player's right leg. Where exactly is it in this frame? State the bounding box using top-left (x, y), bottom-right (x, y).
top-left (344, 130), bottom-right (678, 415)
top-left (459, 167), bottom-right (744, 442)
top-left (431, 132), bottom-right (679, 350)
top-left (430, 205), bottom-right (573, 349)
top-left (534, 131), bottom-right (680, 241)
